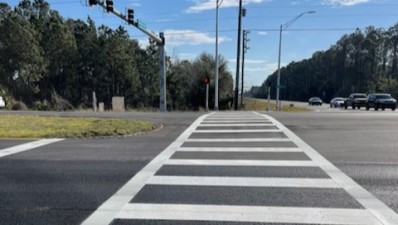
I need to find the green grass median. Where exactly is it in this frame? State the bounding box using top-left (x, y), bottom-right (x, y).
top-left (243, 98), bottom-right (310, 112)
top-left (0, 115), bottom-right (155, 138)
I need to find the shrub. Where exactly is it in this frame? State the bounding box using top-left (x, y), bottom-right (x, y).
top-left (33, 100), bottom-right (51, 111)
top-left (51, 92), bottom-right (73, 111)
top-left (10, 100), bottom-right (28, 111)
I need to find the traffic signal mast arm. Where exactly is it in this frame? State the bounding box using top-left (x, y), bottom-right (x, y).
top-left (87, 0), bottom-right (167, 112)
top-left (92, 0), bottom-right (163, 45)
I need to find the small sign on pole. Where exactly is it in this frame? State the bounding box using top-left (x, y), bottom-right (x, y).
top-left (137, 20), bottom-right (146, 30)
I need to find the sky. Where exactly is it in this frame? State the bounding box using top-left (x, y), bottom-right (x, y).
top-left (5, 0), bottom-right (398, 90)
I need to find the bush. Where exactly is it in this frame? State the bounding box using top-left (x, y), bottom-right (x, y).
top-left (33, 100), bottom-right (51, 111)
top-left (51, 92), bottom-right (74, 111)
top-left (10, 100), bottom-right (28, 111)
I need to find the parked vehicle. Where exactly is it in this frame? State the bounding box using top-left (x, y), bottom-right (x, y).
top-left (0, 96), bottom-right (5, 108)
top-left (330, 97), bottom-right (345, 108)
top-left (366, 93), bottom-right (397, 111)
top-left (344, 93), bottom-right (367, 109)
top-left (309, 97), bottom-right (322, 106)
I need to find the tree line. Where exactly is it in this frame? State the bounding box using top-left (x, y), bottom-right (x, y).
top-left (249, 25), bottom-right (398, 102)
top-left (0, 0), bottom-right (234, 111)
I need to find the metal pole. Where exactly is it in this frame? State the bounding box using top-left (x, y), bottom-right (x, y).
top-left (275, 11), bottom-right (315, 111)
top-left (206, 83), bottom-right (209, 111)
top-left (92, 91), bottom-right (97, 112)
top-left (267, 86), bottom-right (271, 111)
top-left (214, 0), bottom-right (220, 111)
top-left (276, 24), bottom-right (282, 111)
top-left (159, 33), bottom-right (167, 112)
top-left (234, 0), bottom-right (243, 111)
top-left (241, 30), bottom-right (247, 108)
top-left (91, 2), bottom-right (166, 112)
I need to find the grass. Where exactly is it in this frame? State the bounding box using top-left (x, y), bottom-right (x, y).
top-left (0, 115), bottom-right (156, 138)
top-left (242, 98), bottom-right (311, 112)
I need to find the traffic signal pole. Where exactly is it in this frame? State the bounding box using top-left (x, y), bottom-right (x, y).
top-left (88, 0), bottom-right (167, 112)
top-left (158, 34), bottom-right (166, 112)
top-left (233, 0), bottom-right (243, 111)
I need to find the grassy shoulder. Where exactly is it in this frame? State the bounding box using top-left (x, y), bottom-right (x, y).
top-left (243, 98), bottom-right (311, 112)
top-left (0, 115), bottom-right (156, 138)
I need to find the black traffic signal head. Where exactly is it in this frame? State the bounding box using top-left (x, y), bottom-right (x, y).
top-left (106, 0), bottom-right (113, 12)
top-left (127, 8), bottom-right (134, 24)
top-left (88, 0), bottom-right (98, 6)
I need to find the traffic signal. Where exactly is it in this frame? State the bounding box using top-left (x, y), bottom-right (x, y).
top-left (106, 0), bottom-right (113, 12)
top-left (203, 76), bottom-right (210, 84)
top-left (88, 0), bottom-right (98, 6)
top-left (242, 8), bottom-right (247, 17)
top-left (127, 8), bottom-right (134, 24)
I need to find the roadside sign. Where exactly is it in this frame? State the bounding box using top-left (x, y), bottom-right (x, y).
top-left (137, 20), bottom-right (146, 30)
top-left (277, 84), bottom-right (286, 89)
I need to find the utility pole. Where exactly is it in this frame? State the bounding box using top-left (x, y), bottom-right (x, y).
top-left (214, 0), bottom-right (223, 111)
top-left (241, 29), bottom-right (249, 108)
top-left (86, 0), bottom-right (167, 112)
top-left (234, 0), bottom-right (243, 111)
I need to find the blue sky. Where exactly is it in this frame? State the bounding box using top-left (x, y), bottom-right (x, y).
top-left (6, 0), bottom-right (398, 89)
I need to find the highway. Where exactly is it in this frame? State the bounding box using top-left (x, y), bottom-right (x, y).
top-left (0, 109), bottom-right (398, 225)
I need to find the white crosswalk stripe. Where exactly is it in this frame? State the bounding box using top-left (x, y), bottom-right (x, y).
top-left (193, 129), bottom-right (282, 133)
top-left (185, 138), bottom-right (291, 142)
top-left (83, 112), bottom-right (398, 225)
top-left (165, 159), bottom-right (318, 167)
top-left (177, 147), bottom-right (302, 152)
top-left (198, 123), bottom-right (275, 126)
top-left (147, 176), bottom-right (341, 188)
top-left (117, 204), bottom-right (383, 225)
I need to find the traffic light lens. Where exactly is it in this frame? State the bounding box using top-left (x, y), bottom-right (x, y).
top-left (88, 0), bottom-right (98, 5)
top-left (106, 0), bottom-right (113, 12)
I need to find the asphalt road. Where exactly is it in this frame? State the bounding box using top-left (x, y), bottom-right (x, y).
top-left (0, 111), bottom-right (203, 225)
top-left (269, 109), bottom-right (398, 216)
top-left (0, 109), bottom-right (397, 225)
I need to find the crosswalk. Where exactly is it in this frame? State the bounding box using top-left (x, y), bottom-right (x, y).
top-left (82, 112), bottom-right (398, 225)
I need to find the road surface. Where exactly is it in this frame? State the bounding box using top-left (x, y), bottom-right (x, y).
top-left (0, 110), bottom-right (397, 225)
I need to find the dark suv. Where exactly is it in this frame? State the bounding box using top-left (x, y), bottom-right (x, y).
top-left (344, 93), bottom-right (367, 109)
top-left (366, 93), bottom-right (397, 111)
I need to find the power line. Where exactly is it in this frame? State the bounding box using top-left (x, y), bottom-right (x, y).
top-left (89, 13), bottom-right (398, 28)
top-left (99, 27), bottom-right (367, 39)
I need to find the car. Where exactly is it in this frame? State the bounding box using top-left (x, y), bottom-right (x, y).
top-left (344, 93), bottom-right (367, 109)
top-left (366, 93), bottom-right (397, 111)
top-left (330, 97), bottom-right (345, 108)
top-left (309, 97), bottom-right (322, 106)
top-left (0, 96), bottom-right (5, 108)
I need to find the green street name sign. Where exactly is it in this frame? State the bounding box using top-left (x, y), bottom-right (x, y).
top-left (137, 20), bottom-right (146, 30)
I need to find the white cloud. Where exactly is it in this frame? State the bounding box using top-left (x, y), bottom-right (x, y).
top-left (130, 0), bottom-right (141, 7)
top-left (245, 63), bottom-right (284, 75)
top-left (323, 0), bottom-right (369, 6)
top-left (227, 59), bottom-right (287, 75)
top-left (164, 29), bottom-right (228, 46)
top-left (156, 18), bottom-right (172, 23)
top-left (257, 31), bottom-right (268, 36)
top-left (246, 59), bottom-right (268, 64)
top-left (177, 53), bottom-right (196, 60)
top-left (186, 0), bottom-right (267, 13)
top-left (138, 38), bottom-right (150, 48)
